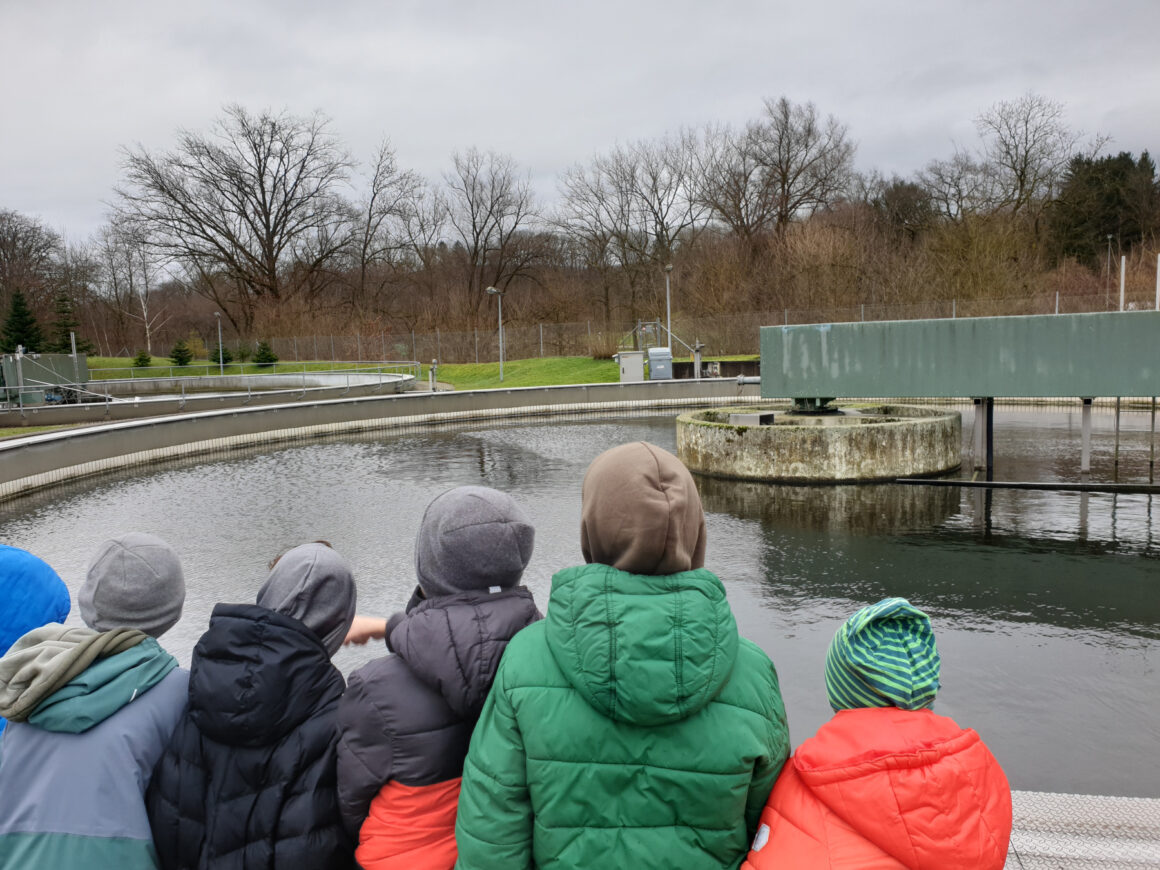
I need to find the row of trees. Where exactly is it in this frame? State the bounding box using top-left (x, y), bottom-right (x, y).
top-left (1, 94), bottom-right (1157, 357)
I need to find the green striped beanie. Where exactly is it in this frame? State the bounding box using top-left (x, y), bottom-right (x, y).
top-left (825, 598), bottom-right (941, 712)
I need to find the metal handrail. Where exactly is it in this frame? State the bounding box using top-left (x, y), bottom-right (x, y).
top-left (88, 360), bottom-right (422, 382)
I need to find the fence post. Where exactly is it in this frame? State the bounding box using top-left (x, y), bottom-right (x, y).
top-left (330, 336), bottom-right (336, 361)
top-left (1055, 291), bottom-right (1059, 314)
top-left (1120, 255), bottom-right (1126, 311)
top-left (952, 298), bottom-right (957, 318)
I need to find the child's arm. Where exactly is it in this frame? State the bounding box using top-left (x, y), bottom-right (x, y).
top-left (343, 614), bottom-right (388, 646)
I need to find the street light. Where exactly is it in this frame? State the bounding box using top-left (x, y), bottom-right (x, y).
top-left (486, 286), bottom-right (505, 382)
top-left (214, 312), bottom-right (223, 375)
top-left (664, 263), bottom-right (673, 349)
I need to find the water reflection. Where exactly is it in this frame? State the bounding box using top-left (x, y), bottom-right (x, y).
top-left (698, 478), bottom-right (960, 535)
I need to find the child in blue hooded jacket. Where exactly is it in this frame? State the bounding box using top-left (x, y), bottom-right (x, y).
top-left (0, 544), bottom-right (71, 735)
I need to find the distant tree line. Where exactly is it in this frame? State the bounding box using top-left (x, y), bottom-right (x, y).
top-left (1, 93), bottom-right (1157, 359)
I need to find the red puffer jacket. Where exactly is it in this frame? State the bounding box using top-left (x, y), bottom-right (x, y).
top-left (743, 706), bottom-right (1012, 870)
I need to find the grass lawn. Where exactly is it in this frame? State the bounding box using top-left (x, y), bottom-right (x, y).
top-left (86, 352), bottom-right (750, 390)
top-left (425, 356), bottom-right (619, 390)
top-left (0, 426), bottom-right (68, 439)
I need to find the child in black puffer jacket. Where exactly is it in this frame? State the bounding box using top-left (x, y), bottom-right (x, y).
top-left (147, 542), bottom-right (357, 870)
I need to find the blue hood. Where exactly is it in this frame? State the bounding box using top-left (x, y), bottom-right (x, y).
top-left (0, 545), bottom-right (70, 658)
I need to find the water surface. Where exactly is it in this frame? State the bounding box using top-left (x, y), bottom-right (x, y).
top-left (1, 405), bottom-right (1156, 797)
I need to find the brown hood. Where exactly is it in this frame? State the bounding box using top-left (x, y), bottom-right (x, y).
top-left (580, 442), bottom-right (707, 575)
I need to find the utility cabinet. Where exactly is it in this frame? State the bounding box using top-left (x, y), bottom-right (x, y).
top-left (647, 347), bottom-right (673, 380)
top-left (614, 351), bottom-right (645, 382)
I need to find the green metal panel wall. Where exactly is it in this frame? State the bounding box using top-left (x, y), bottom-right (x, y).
top-left (760, 312), bottom-right (1160, 398)
top-left (0, 354), bottom-right (89, 389)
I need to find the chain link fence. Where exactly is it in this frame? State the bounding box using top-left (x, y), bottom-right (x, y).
top-left (229, 290), bottom-right (1160, 365)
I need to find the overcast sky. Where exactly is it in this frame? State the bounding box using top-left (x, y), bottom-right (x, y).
top-left (3, 0), bottom-right (1158, 241)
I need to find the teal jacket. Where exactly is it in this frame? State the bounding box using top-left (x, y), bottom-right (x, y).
top-left (455, 563), bottom-right (790, 869)
top-left (0, 635), bottom-right (186, 870)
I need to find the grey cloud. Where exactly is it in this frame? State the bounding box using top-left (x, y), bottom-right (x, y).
top-left (2, 0), bottom-right (1157, 238)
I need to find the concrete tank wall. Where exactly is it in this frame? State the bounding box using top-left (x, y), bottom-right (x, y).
top-left (677, 404), bottom-right (962, 483)
top-left (0, 379), bottom-right (761, 500)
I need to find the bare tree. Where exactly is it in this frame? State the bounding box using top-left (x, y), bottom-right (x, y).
top-left (556, 161), bottom-right (626, 320)
top-left (95, 218), bottom-right (170, 354)
top-left (918, 148), bottom-right (995, 221)
top-left (115, 105), bottom-right (355, 334)
top-left (749, 97), bottom-right (856, 235)
top-left (0, 209), bottom-right (62, 307)
top-left (696, 122), bottom-right (781, 248)
top-left (975, 93), bottom-right (1082, 215)
top-left (557, 131), bottom-right (706, 320)
top-left (443, 148), bottom-right (538, 317)
top-left (345, 139), bottom-right (424, 315)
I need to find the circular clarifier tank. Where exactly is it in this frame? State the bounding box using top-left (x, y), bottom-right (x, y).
top-left (676, 404), bottom-right (962, 483)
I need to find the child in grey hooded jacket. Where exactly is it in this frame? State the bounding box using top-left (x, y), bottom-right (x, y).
top-left (337, 485), bottom-right (540, 870)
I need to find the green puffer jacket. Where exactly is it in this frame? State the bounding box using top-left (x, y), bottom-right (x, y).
top-left (455, 562), bottom-right (789, 869)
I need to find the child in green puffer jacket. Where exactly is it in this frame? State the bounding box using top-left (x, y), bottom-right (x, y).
top-left (455, 442), bottom-right (790, 870)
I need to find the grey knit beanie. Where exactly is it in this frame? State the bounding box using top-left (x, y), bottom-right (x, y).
top-left (415, 486), bottom-right (535, 598)
top-left (256, 542), bottom-right (357, 657)
top-left (79, 533), bottom-right (185, 638)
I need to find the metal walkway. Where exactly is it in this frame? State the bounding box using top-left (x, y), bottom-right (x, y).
top-left (1006, 791), bottom-right (1160, 868)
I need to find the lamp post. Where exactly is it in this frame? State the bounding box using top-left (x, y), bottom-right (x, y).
top-left (486, 286), bottom-right (504, 382)
top-left (663, 263), bottom-right (673, 349)
top-left (214, 312), bottom-right (223, 375)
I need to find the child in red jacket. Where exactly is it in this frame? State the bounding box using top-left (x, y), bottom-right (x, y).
top-left (744, 597), bottom-right (1012, 870)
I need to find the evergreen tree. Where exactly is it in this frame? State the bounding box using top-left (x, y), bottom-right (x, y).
top-left (1048, 151), bottom-right (1160, 267)
top-left (169, 339), bottom-right (193, 366)
top-left (253, 340), bottom-right (278, 366)
top-left (209, 343), bottom-right (234, 366)
top-left (133, 349), bottom-right (152, 368)
top-left (1, 291), bottom-right (45, 353)
top-left (45, 293), bottom-right (96, 354)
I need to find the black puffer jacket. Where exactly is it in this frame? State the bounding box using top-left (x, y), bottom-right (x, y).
top-left (146, 603), bottom-right (353, 870)
top-left (336, 586), bottom-right (541, 837)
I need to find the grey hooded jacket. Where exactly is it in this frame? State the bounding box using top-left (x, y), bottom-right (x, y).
top-left (336, 585), bottom-right (541, 837)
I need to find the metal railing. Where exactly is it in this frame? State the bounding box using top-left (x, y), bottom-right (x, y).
top-left (87, 360), bottom-right (422, 382)
top-left (2, 361), bottom-right (421, 414)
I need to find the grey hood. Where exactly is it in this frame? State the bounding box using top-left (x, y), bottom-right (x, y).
top-left (257, 543), bottom-right (357, 657)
